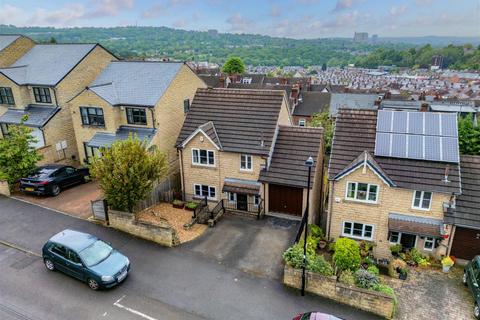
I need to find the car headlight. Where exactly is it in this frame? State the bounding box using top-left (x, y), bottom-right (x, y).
top-left (125, 258), bottom-right (130, 267)
top-left (101, 275), bottom-right (114, 282)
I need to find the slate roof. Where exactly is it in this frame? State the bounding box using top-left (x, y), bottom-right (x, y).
top-left (88, 61), bottom-right (183, 107)
top-left (329, 93), bottom-right (378, 116)
top-left (228, 83), bottom-right (292, 98)
top-left (293, 92), bottom-right (331, 116)
top-left (259, 126), bottom-right (323, 188)
top-left (328, 109), bottom-right (461, 194)
top-left (444, 155), bottom-right (480, 227)
top-left (176, 88), bottom-right (286, 156)
top-left (87, 126), bottom-right (156, 148)
top-left (0, 105), bottom-right (59, 127)
top-left (0, 35), bottom-right (20, 52)
top-left (0, 44), bottom-right (98, 86)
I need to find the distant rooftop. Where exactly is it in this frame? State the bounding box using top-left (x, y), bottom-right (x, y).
top-left (0, 35), bottom-right (20, 52)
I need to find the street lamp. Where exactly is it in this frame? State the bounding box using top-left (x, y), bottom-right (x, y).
top-left (301, 156), bottom-right (314, 296)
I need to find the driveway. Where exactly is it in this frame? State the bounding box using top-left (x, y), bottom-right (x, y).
top-left (182, 214), bottom-right (299, 279)
top-left (13, 181), bottom-right (101, 219)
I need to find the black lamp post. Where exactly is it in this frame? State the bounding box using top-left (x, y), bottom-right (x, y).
top-left (301, 156), bottom-right (314, 296)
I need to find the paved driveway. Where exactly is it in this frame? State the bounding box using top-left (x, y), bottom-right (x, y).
top-left (13, 181), bottom-right (101, 219)
top-left (182, 214), bottom-right (299, 279)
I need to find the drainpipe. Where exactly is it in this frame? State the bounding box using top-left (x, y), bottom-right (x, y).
top-left (327, 181), bottom-right (334, 238)
top-left (179, 149), bottom-right (185, 201)
top-left (149, 108), bottom-right (156, 129)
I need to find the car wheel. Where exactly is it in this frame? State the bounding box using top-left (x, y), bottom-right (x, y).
top-left (51, 185), bottom-right (60, 196)
top-left (44, 258), bottom-right (55, 271)
top-left (474, 303), bottom-right (480, 319)
top-left (463, 272), bottom-right (468, 286)
top-left (87, 278), bottom-right (99, 290)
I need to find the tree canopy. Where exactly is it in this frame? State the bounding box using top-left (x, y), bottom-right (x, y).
top-left (222, 56), bottom-right (245, 74)
top-left (458, 114), bottom-right (480, 155)
top-left (310, 112), bottom-right (334, 155)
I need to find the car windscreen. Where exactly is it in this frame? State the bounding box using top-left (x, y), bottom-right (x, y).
top-left (29, 167), bottom-right (57, 179)
top-left (78, 240), bottom-right (113, 267)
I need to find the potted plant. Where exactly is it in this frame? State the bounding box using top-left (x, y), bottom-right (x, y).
top-left (389, 244), bottom-right (402, 257)
top-left (398, 267), bottom-right (408, 280)
top-left (172, 199), bottom-right (185, 209)
top-left (441, 256), bottom-right (455, 273)
top-left (185, 201), bottom-right (199, 211)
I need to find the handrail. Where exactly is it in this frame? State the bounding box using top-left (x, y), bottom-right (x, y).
top-left (211, 199), bottom-right (224, 219)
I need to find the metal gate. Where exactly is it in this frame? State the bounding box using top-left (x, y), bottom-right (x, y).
top-left (91, 198), bottom-right (109, 224)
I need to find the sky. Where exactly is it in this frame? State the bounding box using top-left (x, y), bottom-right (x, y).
top-left (0, 0), bottom-right (479, 39)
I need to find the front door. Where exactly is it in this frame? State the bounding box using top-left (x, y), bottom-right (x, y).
top-left (236, 194), bottom-right (248, 211)
top-left (400, 233), bottom-right (416, 250)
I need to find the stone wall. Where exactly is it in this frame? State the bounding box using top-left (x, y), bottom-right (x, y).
top-left (0, 181), bottom-right (10, 196)
top-left (283, 265), bottom-right (395, 319)
top-left (108, 209), bottom-right (177, 247)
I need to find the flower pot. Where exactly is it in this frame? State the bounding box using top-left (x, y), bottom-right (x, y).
top-left (442, 265), bottom-right (452, 273)
top-left (185, 206), bottom-right (196, 211)
top-left (318, 240), bottom-right (327, 249)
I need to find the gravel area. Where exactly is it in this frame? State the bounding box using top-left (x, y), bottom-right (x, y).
top-left (137, 203), bottom-right (207, 244)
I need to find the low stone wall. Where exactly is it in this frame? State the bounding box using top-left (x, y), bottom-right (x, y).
top-left (0, 181), bottom-right (10, 196)
top-left (108, 209), bottom-right (177, 247)
top-left (283, 265), bottom-right (395, 319)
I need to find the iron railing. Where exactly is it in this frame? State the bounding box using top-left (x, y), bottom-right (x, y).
top-left (222, 198), bottom-right (263, 216)
top-left (294, 208), bottom-right (308, 244)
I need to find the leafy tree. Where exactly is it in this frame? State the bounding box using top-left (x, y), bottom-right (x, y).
top-left (458, 114), bottom-right (480, 155)
top-left (48, 37), bottom-right (57, 43)
top-left (332, 238), bottom-right (361, 271)
top-left (0, 124), bottom-right (43, 188)
top-left (310, 112), bottom-right (334, 154)
top-left (321, 63), bottom-right (327, 71)
top-left (90, 135), bottom-right (168, 212)
top-left (222, 56), bottom-right (245, 74)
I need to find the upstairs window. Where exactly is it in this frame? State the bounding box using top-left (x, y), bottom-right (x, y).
top-left (0, 87), bottom-right (15, 105)
top-left (346, 182), bottom-right (379, 203)
top-left (412, 191), bottom-right (432, 210)
top-left (33, 87), bottom-right (52, 103)
top-left (240, 154), bottom-right (252, 171)
top-left (126, 107), bottom-right (147, 125)
top-left (192, 148), bottom-right (215, 166)
top-left (80, 107), bottom-right (104, 126)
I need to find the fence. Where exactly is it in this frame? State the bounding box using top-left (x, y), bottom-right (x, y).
top-left (136, 173), bottom-right (180, 212)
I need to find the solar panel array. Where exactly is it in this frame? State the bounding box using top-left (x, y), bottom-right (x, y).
top-left (374, 110), bottom-right (459, 163)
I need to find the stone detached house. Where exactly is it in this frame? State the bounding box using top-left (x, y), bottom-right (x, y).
top-left (176, 88), bottom-right (324, 221)
top-left (327, 109), bottom-right (461, 259)
top-left (68, 61), bottom-right (206, 170)
top-left (0, 35), bottom-right (35, 67)
top-left (0, 43), bottom-right (116, 165)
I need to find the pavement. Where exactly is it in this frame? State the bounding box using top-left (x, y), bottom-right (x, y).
top-left (0, 195), bottom-right (380, 320)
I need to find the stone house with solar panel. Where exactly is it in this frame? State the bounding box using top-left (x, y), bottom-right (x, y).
top-left (327, 108), bottom-right (461, 259)
top-left (68, 61), bottom-right (206, 169)
top-left (176, 88), bottom-right (325, 221)
top-left (0, 42), bottom-right (116, 165)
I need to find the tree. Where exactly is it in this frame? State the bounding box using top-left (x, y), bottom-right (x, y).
top-left (48, 37), bottom-right (57, 44)
top-left (222, 56), bottom-right (245, 75)
top-left (321, 62), bottom-right (327, 71)
top-left (0, 124), bottom-right (43, 188)
top-left (310, 112), bottom-right (334, 154)
top-left (458, 114), bottom-right (480, 155)
top-left (90, 136), bottom-right (168, 213)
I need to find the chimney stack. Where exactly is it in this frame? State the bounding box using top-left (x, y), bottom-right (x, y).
top-left (420, 102), bottom-right (430, 112)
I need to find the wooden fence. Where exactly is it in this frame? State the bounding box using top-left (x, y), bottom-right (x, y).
top-left (136, 173), bottom-right (180, 212)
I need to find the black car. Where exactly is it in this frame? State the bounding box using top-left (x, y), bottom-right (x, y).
top-left (20, 165), bottom-right (90, 196)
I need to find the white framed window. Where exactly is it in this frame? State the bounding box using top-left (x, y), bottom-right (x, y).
top-left (194, 184), bottom-right (216, 199)
top-left (412, 190), bottom-right (432, 210)
top-left (228, 192), bottom-right (236, 203)
top-left (345, 182), bottom-right (379, 203)
top-left (240, 154), bottom-right (253, 171)
top-left (423, 237), bottom-right (435, 251)
top-left (242, 77), bottom-right (252, 84)
top-left (389, 231), bottom-right (400, 244)
top-left (298, 119), bottom-right (306, 127)
top-left (342, 221), bottom-right (374, 240)
top-left (192, 148), bottom-right (215, 166)
top-left (253, 195), bottom-right (260, 206)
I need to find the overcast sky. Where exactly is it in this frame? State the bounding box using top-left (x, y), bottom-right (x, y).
top-left (1, 0), bottom-right (479, 39)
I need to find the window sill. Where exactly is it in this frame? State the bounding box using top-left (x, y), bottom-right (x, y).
top-left (341, 234), bottom-right (374, 242)
top-left (191, 163), bottom-right (216, 169)
top-left (411, 207), bottom-right (431, 212)
top-left (343, 199), bottom-right (379, 206)
top-left (81, 125), bottom-right (106, 129)
top-left (192, 195), bottom-right (217, 202)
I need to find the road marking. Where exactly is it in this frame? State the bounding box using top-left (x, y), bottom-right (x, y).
top-left (0, 240), bottom-right (41, 257)
top-left (113, 295), bottom-right (159, 320)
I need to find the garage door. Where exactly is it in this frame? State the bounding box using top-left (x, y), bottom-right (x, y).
top-left (269, 184), bottom-right (303, 216)
top-left (450, 227), bottom-right (480, 260)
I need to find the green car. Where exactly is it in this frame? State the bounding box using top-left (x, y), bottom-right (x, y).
top-left (463, 256), bottom-right (480, 319)
top-left (42, 229), bottom-right (130, 290)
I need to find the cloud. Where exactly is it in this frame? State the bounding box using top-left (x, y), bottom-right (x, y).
top-left (0, 4), bottom-right (26, 26)
top-left (226, 13), bottom-right (255, 33)
top-left (89, 0), bottom-right (134, 18)
top-left (416, 0), bottom-right (433, 4)
top-left (389, 5), bottom-right (407, 17)
top-left (270, 5), bottom-right (281, 18)
top-left (141, 0), bottom-right (193, 19)
top-left (29, 4), bottom-right (87, 26)
top-left (295, 0), bottom-right (321, 4)
top-left (333, 0), bottom-right (356, 11)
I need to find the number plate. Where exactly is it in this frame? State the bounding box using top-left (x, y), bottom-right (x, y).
top-left (25, 187), bottom-right (34, 192)
top-left (117, 270), bottom-right (127, 282)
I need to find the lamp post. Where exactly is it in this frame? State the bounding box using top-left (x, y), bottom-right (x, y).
top-left (301, 156), bottom-right (314, 296)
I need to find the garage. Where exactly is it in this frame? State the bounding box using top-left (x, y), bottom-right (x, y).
top-left (450, 227), bottom-right (480, 260)
top-left (268, 184), bottom-right (303, 216)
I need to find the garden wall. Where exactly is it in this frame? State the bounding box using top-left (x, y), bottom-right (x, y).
top-left (283, 265), bottom-right (395, 319)
top-left (0, 181), bottom-right (10, 196)
top-left (109, 209), bottom-right (178, 247)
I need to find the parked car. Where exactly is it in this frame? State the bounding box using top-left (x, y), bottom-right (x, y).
top-left (20, 164), bottom-right (90, 196)
top-left (463, 256), bottom-right (480, 319)
top-left (293, 312), bottom-right (343, 320)
top-left (42, 229), bottom-right (130, 290)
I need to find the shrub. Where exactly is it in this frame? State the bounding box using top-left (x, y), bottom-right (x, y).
top-left (333, 238), bottom-right (361, 271)
top-left (298, 235), bottom-right (318, 257)
top-left (185, 201), bottom-right (199, 210)
top-left (374, 283), bottom-right (398, 307)
top-left (308, 255), bottom-right (334, 276)
top-left (389, 244), bottom-right (402, 255)
top-left (355, 269), bottom-right (380, 289)
top-left (339, 269), bottom-right (355, 286)
top-left (359, 240), bottom-right (374, 258)
top-left (308, 224), bottom-right (325, 241)
top-left (363, 256), bottom-right (376, 267)
top-left (441, 256), bottom-right (455, 267)
top-left (409, 248), bottom-right (426, 265)
top-left (367, 265), bottom-right (380, 276)
top-left (388, 259), bottom-right (407, 277)
top-left (172, 199), bottom-right (184, 206)
top-left (283, 243), bottom-right (311, 269)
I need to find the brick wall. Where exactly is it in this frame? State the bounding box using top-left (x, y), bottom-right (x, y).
top-left (0, 36), bottom-right (35, 67)
top-left (284, 265), bottom-right (395, 319)
top-left (328, 165), bottom-right (452, 259)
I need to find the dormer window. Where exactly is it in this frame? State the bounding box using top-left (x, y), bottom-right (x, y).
top-left (0, 87), bottom-right (15, 105)
top-left (412, 190), bottom-right (432, 210)
top-left (126, 107), bottom-right (147, 125)
top-left (33, 87), bottom-right (52, 103)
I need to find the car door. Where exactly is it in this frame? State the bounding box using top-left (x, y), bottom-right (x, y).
top-left (49, 243), bottom-right (69, 273)
top-left (468, 261), bottom-right (480, 293)
top-left (65, 249), bottom-right (86, 281)
top-left (64, 167), bottom-right (81, 186)
top-left (52, 168), bottom-right (69, 188)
